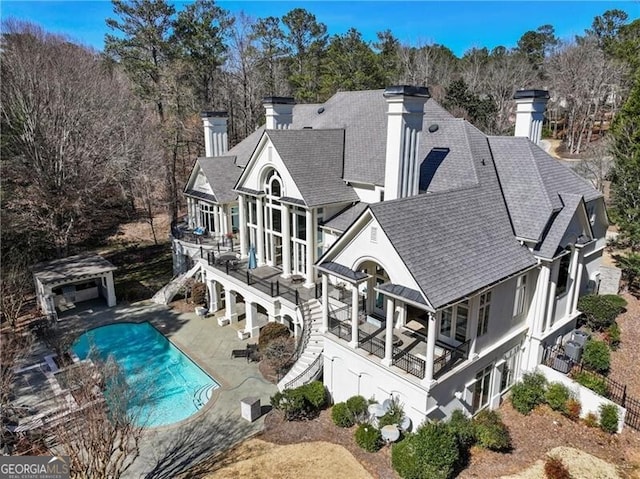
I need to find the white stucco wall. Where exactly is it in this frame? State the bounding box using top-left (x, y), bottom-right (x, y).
top-left (330, 214), bottom-right (424, 297)
top-left (237, 135), bottom-right (304, 201)
top-left (538, 365), bottom-right (626, 433)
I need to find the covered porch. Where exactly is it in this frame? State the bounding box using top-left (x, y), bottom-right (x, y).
top-left (318, 262), bottom-right (471, 384)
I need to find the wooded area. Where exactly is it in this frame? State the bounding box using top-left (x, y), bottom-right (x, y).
top-left (1, 2), bottom-right (639, 325)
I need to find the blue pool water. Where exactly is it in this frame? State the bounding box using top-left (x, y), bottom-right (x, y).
top-left (72, 322), bottom-right (219, 427)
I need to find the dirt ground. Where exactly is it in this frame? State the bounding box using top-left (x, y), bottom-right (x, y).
top-left (202, 439), bottom-right (373, 479)
top-left (609, 292), bottom-right (640, 398)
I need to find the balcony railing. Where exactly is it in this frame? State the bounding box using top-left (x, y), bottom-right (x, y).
top-left (327, 313), bottom-right (470, 381)
top-left (202, 250), bottom-right (322, 306)
top-left (433, 339), bottom-right (471, 377)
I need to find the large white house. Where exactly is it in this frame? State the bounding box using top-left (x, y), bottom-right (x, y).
top-left (171, 86), bottom-right (607, 426)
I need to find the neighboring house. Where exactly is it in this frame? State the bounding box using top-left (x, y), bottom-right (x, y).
top-left (171, 86), bottom-right (607, 426)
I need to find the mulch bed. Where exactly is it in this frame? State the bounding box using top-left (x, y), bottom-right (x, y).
top-left (609, 292), bottom-right (640, 398)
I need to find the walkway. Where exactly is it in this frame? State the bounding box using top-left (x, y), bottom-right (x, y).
top-left (19, 301), bottom-right (278, 479)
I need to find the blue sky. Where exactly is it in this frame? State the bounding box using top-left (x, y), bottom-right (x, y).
top-left (2, 1), bottom-right (639, 57)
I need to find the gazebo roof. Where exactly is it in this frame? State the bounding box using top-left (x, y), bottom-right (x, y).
top-left (32, 254), bottom-right (116, 285)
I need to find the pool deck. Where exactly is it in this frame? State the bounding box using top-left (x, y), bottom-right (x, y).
top-left (24, 301), bottom-right (278, 479)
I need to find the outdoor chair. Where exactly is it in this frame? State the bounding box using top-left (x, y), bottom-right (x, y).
top-left (231, 349), bottom-right (248, 359)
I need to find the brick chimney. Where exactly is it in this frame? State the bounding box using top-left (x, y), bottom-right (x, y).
top-left (383, 85), bottom-right (430, 201)
top-left (513, 89), bottom-right (549, 145)
top-left (201, 111), bottom-right (228, 157)
top-left (263, 96), bottom-right (295, 130)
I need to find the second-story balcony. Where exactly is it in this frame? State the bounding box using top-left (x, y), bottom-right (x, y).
top-left (327, 304), bottom-right (470, 382)
top-left (199, 249), bottom-right (322, 307)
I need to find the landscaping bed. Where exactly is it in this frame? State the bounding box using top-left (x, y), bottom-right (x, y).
top-left (609, 292), bottom-right (640, 398)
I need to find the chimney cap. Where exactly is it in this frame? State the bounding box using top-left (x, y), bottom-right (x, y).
top-left (383, 85), bottom-right (430, 99)
top-left (262, 96), bottom-right (296, 105)
top-left (513, 89), bottom-right (550, 100)
top-left (200, 111), bottom-right (228, 118)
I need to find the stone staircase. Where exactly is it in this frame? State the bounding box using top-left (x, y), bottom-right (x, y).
top-left (151, 263), bottom-right (201, 305)
top-left (277, 299), bottom-right (324, 391)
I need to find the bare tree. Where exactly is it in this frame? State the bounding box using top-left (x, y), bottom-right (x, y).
top-left (263, 336), bottom-right (295, 377)
top-left (1, 20), bottom-right (145, 257)
top-left (0, 253), bottom-right (33, 328)
top-left (547, 39), bottom-right (627, 155)
top-left (574, 136), bottom-right (614, 192)
top-left (52, 357), bottom-right (145, 478)
top-left (1, 331), bottom-right (33, 445)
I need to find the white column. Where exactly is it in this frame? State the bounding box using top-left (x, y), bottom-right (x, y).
top-left (294, 319), bottom-right (300, 339)
top-left (545, 262), bottom-right (558, 332)
top-left (282, 204), bottom-right (291, 277)
top-left (208, 280), bottom-right (221, 312)
top-left (213, 204), bottom-right (221, 236)
top-left (304, 208), bottom-right (315, 287)
top-left (350, 285), bottom-right (359, 349)
top-left (423, 312), bottom-right (437, 385)
top-left (105, 272), bottom-right (117, 307)
top-left (256, 196), bottom-right (265, 265)
top-left (225, 290), bottom-right (237, 323)
top-left (571, 251), bottom-right (585, 313)
top-left (321, 274), bottom-right (329, 333)
top-left (565, 248), bottom-right (580, 318)
top-left (533, 264), bottom-right (551, 336)
top-left (245, 302), bottom-right (260, 337)
top-left (467, 296), bottom-right (480, 357)
top-left (238, 196), bottom-right (248, 258)
top-left (382, 297), bottom-right (394, 366)
top-left (187, 198), bottom-right (195, 228)
top-left (220, 207), bottom-right (228, 236)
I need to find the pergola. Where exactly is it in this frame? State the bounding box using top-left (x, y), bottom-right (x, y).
top-left (32, 254), bottom-right (117, 317)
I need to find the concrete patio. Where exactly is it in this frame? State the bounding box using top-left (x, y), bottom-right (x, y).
top-left (13, 300), bottom-right (278, 479)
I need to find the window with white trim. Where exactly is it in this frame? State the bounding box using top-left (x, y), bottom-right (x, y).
top-left (472, 365), bottom-right (492, 412)
top-left (370, 226), bottom-right (378, 243)
top-left (440, 300), bottom-right (469, 343)
top-left (477, 291), bottom-right (491, 336)
top-left (556, 253), bottom-right (571, 297)
top-left (513, 274), bottom-right (527, 318)
top-left (499, 344), bottom-right (521, 392)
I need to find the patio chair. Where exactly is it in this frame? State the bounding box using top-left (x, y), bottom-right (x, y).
top-left (231, 349), bottom-right (248, 359)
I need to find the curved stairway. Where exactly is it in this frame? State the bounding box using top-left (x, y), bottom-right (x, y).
top-left (277, 299), bottom-right (324, 391)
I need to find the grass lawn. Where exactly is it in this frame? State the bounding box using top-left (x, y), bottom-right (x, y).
top-left (103, 243), bottom-right (173, 302)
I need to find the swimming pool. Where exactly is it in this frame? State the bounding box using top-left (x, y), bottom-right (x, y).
top-left (72, 322), bottom-right (219, 427)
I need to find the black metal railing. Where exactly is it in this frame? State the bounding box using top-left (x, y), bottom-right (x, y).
top-left (290, 301), bottom-right (313, 366)
top-left (392, 348), bottom-right (426, 379)
top-left (433, 339), bottom-right (471, 378)
top-left (542, 345), bottom-right (640, 431)
top-left (359, 332), bottom-right (385, 359)
top-left (328, 318), bottom-right (352, 342)
top-left (284, 352), bottom-right (323, 390)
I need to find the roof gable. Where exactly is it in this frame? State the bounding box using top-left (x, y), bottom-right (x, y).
top-left (490, 137), bottom-right (602, 242)
top-left (318, 209), bottom-right (430, 308)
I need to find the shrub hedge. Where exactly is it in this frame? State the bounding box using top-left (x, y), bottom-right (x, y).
top-left (448, 410), bottom-right (476, 450)
top-left (599, 404), bottom-right (619, 434)
top-left (545, 382), bottom-right (572, 414)
top-left (346, 395), bottom-right (368, 421)
top-left (565, 398), bottom-right (582, 421)
top-left (331, 402), bottom-right (354, 428)
top-left (392, 423), bottom-right (459, 479)
top-left (605, 323), bottom-right (621, 350)
top-left (582, 340), bottom-right (611, 375)
top-left (577, 294), bottom-right (626, 331)
top-left (510, 372), bottom-right (547, 414)
top-left (270, 381), bottom-right (327, 420)
top-left (354, 423), bottom-right (382, 452)
top-left (572, 371), bottom-right (608, 396)
top-left (473, 410), bottom-right (512, 452)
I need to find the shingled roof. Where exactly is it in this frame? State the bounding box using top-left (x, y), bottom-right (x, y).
top-left (193, 156), bottom-right (243, 204)
top-left (490, 137), bottom-right (602, 242)
top-left (266, 129), bottom-right (359, 207)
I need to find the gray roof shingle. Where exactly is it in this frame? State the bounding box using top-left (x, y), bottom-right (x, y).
top-left (534, 194), bottom-right (585, 260)
top-left (322, 202), bottom-right (369, 232)
top-left (196, 156), bottom-right (243, 204)
top-left (490, 137), bottom-right (602, 242)
top-left (370, 152), bottom-right (537, 309)
top-left (266, 129), bottom-right (359, 207)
